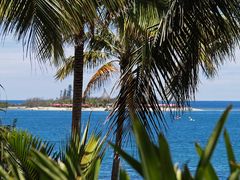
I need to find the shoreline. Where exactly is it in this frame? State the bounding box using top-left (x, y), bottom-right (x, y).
top-left (7, 106), bottom-right (108, 111)
top-left (6, 106), bottom-right (203, 112)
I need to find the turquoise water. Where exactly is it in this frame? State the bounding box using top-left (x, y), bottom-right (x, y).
top-left (0, 102), bottom-right (240, 179)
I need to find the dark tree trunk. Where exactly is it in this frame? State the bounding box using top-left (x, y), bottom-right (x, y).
top-left (72, 28), bottom-right (84, 136)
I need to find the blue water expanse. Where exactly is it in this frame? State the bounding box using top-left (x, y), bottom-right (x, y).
top-left (0, 101), bottom-right (240, 179)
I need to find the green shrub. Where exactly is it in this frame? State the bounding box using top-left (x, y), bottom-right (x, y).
top-left (0, 122), bottom-right (105, 180)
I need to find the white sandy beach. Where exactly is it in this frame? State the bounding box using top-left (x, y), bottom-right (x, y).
top-left (7, 106), bottom-right (203, 111)
top-left (7, 106), bottom-right (108, 111)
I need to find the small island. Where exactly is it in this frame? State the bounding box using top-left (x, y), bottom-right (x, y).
top-left (3, 86), bottom-right (115, 111)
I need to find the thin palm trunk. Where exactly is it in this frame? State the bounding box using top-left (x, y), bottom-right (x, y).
top-left (72, 28), bottom-right (84, 136)
top-left (111, 113), bottom-right (124, 180)
top-left (111, 58), bottom-right (127, 179)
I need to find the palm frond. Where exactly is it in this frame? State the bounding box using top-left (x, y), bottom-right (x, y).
top-left (0, 128), bottom-right (54, 179)
top-left (110, 0), bottom-right (240, 141)
top-left (84, 51), bottom-right (110, 69)
top-left (55, 56), bottom-right (74, 80)
top-left (90, 28), bottom-right (120, 57)
top-left (150, 0), bottom-right (240, 105)
top-left (131, 0), bottom-right (169, 29)
top-left (0, 0), bottom-right (67, 65)
top-left (55, 51), bottom-right (111, 80)
top-left (83, 61), bottom-right (118, 98)
top-left (59, 0), bottom-right (97, 34)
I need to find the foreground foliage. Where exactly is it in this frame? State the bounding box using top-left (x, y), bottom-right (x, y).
top-left (112, 106), bottom-right (240, 179)
top-left (0, 106), bottom-right (239, 179)
top-left (0, 122), bottom-right (105, 180)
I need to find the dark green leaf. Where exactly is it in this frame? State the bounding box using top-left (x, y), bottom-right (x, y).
top-left (224, 129), bottom-right (236, 173)
top-left (120, 169), bottom-right (130, 180)
top-left (195, 143), bottom-right (218, 180)
top-left (109, 142), bottom-right (143, 176)
top-left (158, 134), bottom-right (177, 180)
top-left (195, 105), bottom-right (232, 179)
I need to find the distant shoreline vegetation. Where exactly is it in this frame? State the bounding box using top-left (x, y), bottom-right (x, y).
top-left (0, 101), bottom-right (8, 108)
top-left (4, 97), bottom-right (116, 108)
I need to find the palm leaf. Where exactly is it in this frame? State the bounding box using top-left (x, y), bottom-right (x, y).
top-left (84, 51), bottom-right (110, 69)
top-left (109, 142), bottom-right (143, 176)
top-left (55, 51), bottom-right (111, 80)
top-left (149, 0), bottom-right (240, 108)
top-left (0, 128), bottom-right (55, 179)
top-left (83, 61), bottom-right (118, 98)
top-left (224, 129), bottom-right (236, 173)
top-left (31, 150), bottom-right (68, 180)
top-left (55, 56), bottom-right (75, 80)
top-left (119, 169), bottom-right (130, 180)
top-left (0, 0), bottom-right (66, 65)
top-left (195, 143), bottom-right (218, 179)
top-left (229, 170), bottom-right (240, 180)
top-left (195, 105), bottom-right (232, 178)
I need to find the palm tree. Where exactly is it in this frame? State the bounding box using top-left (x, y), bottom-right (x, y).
top-left (110, 1), bottom-right (240, 178)
top-left (53, 15), bottom-right (160, 178)
top-left (52, 1), bottom-right (240, 175)
top-left (2, 1), bottom-right (240, 179)
top-left (0, 0), bottom-right (129, 137)
top-left (55, 1), bottom-right (131, 136)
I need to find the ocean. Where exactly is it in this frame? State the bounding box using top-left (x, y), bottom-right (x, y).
top-left (0, 101), bottom-right (240, 179)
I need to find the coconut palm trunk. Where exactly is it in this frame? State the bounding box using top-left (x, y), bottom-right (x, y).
top-left (72, 28), bottom-right (84, 136)
top-left (111, 108), bottom-right (124, 180)
top-left (111, 58), bottom-right (128, 179)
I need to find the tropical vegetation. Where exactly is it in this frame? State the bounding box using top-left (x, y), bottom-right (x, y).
top-left (1, 0), bottom-right (240, 179)
top-left (111, 106), bottom-right (240, 180)
top-left (54, 0), bottom-right (240, 177)
top-left (0, 0), bottom-right (128, 136)
top-left (0, 106), bottom-right (238, 179)
top-left (0, 121), bottom-right (105, 180)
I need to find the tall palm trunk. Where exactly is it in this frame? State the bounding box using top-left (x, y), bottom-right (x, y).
top-left (111, 58), bottom-right (127, 180)
top-left (111, 110), bottom-right (124, 180)
top-left (72, 28), bottom-right (84, 136)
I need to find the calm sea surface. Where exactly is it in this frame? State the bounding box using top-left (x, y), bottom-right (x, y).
top-left (1, 101), bottom-right (240, 179)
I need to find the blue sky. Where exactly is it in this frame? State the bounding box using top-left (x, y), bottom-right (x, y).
top-left (0, 37), bottom-right (239, 100)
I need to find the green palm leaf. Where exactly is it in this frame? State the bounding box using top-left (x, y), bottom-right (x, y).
top-left (0, 0), bottom-right (66, 65)
top-left (195, 105), bottom-right (232, 179)
top-left (224, 129), bottom-right (236, 173)
top-left (0, 128), bottom-right (55, 179)
top-left (55, 51), bottom-right (111, 81)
